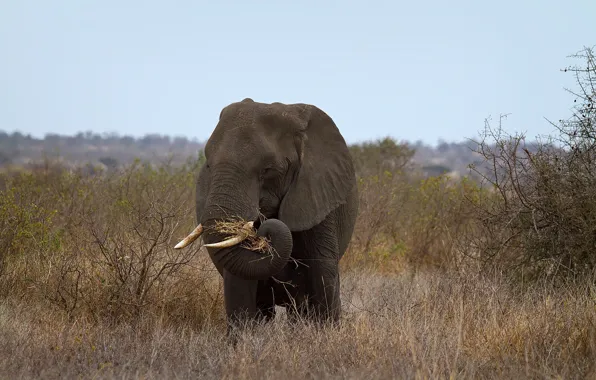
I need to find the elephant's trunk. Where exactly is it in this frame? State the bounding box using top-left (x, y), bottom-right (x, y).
top-left (202, 217), bottom-right (292, 280)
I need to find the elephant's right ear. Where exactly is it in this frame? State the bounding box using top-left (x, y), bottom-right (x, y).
top-left (194, 161), bottom-right (210, 224)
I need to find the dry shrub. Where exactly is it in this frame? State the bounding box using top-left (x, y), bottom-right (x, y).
top-left (466, 46), bottom-right (596, 282)
top-left (0, 156), bottom-right (224, 327)
top-left (0, 162), bottom-right (75, 293)
top-left (344, 169), bottom-right (484, 273)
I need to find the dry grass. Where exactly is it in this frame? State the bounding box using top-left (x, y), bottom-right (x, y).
top-left (1, 270), bottom-right (594, 379)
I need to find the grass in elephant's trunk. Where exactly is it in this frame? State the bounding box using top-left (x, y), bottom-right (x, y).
top-left (208, 218), bottom-right (274, 255)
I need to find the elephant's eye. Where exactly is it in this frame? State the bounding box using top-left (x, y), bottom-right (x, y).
top-left (260, 167), bottom-right (275, 179)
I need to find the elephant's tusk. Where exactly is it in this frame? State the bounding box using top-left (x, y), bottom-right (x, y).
top-left (174, 224), bottom-right (204, 249)
top-left (203, 221), bottom-right (254, 249)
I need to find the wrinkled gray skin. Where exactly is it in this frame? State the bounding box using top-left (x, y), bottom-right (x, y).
top-left (196, 98), bottom-right (359, 333)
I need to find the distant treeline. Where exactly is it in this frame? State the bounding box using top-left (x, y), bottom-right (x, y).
top-left (0, 131), bottom-right (205, 169)
top-left (0, 129), bottom-right (547, 181)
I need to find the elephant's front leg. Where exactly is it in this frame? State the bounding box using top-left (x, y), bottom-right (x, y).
top-left (299, 217), bottom-right (342, 325)
top-left (255, 280), bottom-right (277, 323)
top-left (223, 269), bottom-right (260, 332)
top-left (305, 258), bottom-right (341, 324)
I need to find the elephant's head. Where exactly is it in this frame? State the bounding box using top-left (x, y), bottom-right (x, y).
top-left (175, 98), bottom-right (355, 280)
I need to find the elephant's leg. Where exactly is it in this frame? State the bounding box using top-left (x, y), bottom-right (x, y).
top-left (304, 258), bottom-right (341, 325)
top-left (255, 280), bottom-right (276, 323)
top-left (271, 261), bottom-right (309, 324)
top-left (223, 269), bottom-right (259, 333)
top-left (298, 216), bottom-right (342, 325)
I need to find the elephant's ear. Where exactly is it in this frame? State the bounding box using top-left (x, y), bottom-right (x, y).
top-left (278, 104), bottom-right (356, 231)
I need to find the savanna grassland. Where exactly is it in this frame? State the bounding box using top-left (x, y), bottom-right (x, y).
top-left (1, 48), bottom-right (595, 379)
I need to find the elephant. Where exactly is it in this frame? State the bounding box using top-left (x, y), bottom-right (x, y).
top-left (174, 98), bottom-right (359, 333)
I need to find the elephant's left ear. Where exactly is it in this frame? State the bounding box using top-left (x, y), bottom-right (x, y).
top-left (278, 104), bottom-right (356, 231)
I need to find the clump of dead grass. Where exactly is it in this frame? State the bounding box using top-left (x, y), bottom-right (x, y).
top-left (209, 219), bottom-right (273, 254)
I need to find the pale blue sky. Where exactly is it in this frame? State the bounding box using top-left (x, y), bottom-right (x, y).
top-left (1, 0), bottom-right (594, 145)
